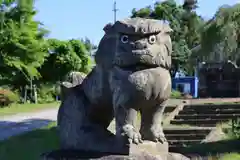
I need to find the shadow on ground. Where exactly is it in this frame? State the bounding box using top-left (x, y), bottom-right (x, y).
top-left (0, 118), bottom-right (55, 141)
top-left (0, 124), bottom-right (58, 160)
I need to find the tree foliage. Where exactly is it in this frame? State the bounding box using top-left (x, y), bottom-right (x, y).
top-left (80, 37), bottom-right (97, 52)
top-left (39, 39), bottom-right (91, 82)
top-left (0, 0), bottom-right (49, 85)
top-left (0, 0), bottom-right (93, 100)
top-left (131, 0), bottom-right (205, 75)
top-left (199, 3), bottom-right (240, 63)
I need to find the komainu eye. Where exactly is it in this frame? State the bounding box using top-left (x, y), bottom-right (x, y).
top-left (120, 35), bottom-right (129, 44)
top-left (148, 35), bottom-right (156, 44)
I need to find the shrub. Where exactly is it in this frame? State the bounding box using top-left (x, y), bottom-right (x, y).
top-left (170, 90), bottom-right (182, 99)
top-left (37, 83), bottom-right (58, 103)
top-left (224, 119), bottom-right (240, 140)
top-left (0, 89), bottom-right (20, 107)
top-left (229, 119), bottom-right (240, 139)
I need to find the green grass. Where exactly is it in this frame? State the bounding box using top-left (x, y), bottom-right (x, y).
top-left (0, 122), bottom-right (58, 160)
top-left (0, 102), bottom-right (60, 116)
top-left (178, 139), bottom-right (240, 156)
top-left (219, 153), bottom-right (240, 160)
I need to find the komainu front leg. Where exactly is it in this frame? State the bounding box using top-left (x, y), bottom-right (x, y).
top-left (114, 106), bottom-right (143, 144)
top-left (140, 100), bottom-right (168, 143)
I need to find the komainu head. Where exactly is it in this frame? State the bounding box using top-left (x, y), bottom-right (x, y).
top-left (95, 18), bottom-right (172, 71)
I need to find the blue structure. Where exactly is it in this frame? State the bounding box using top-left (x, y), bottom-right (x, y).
top-left (172, 76), bottom-right (199, 98)
top-left (172, 69), bottom-right (199, 98)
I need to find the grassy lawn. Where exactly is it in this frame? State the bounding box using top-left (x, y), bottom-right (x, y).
top-left (219, 153), bottom-right (240, 160)
top-left (0, 122), bottom-right (58, 160)
top-left (0, 102), bottom-right (60, 116)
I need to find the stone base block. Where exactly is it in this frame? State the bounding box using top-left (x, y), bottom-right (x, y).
top-left (41, 140), bottom-right (189, 160)
top-left (129, 140), bottom-right (169, 155)
top-left (41, 150), bottom-right (189, 160)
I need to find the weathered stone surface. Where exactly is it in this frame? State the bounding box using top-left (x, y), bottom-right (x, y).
top-left (55, 18), bottom-right (174, 160)
top-left (41, 150), bottom-right (190, 160)
top-left (60, 71), bottom-right (86, 99)
top-left (166, 153), bottom-right (190, 160)
top-left (64, 71), bottom-right (87, 86)
top-left (129, 141), bottom-right (169, 155)
top-left (202, 127), bottom-right (227, 143)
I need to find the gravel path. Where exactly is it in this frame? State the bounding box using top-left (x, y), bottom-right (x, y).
top-left (0, 108), bottom-right (58, 141)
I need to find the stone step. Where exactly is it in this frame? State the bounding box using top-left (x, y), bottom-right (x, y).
top-left (169, 145), bottom-right (185, 153)
top-left (169, 145), bottom-right (196, 153)
top-left (168, 143), bottom-right (201, 149)
top-left (184, 104), bottom-right (240, 110)
top-left (168, 139), bottom-right (201, 146)
top-left (175, 114), bottom-right (240, 120)
top-left (163, 128), bottom-right (212, 135)
top-left (164, 106), bottom-right (176, 113)
top-left (179, 109), bottom-right (240, 114)
top-left (170, 119), bottom-right (230, 127)
top-left (165, 134), bottom-right (206, 140)
top-left (169, 139), bottom-right (240, 155)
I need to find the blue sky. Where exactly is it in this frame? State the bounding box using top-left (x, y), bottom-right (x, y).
top-left (34, 0), bottom-right (239, 45)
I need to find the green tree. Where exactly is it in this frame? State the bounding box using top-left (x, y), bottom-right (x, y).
top-left (80, 37), bottom-right (97, 53)
top-left (39, 39), bottom-right (91, 83)
top-left (0, 0), bottom-right (94, 103)
top-left (182, 0), bottom-right (206, 74)
top-left (0, 0), bottom-right (48, 86)
top-left (182, 0), bottom-right (204, 49)
top-left (199, 4), bottom-right (240, 63)
top-left (183, 0), bottom-right (198, 11)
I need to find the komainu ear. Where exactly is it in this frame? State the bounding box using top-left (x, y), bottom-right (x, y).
top-left (103, 23), bottom-right (113, 33)
top-left (163, 24), bottom-right (173, 34)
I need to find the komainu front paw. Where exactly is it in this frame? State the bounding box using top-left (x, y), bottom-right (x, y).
top-left (150, 125), bottom-right (167, 144)
top-left (121, 124), bottom-right (143, 144)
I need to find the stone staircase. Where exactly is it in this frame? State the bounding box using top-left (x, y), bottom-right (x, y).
top-left (170, 103), bottom-right (240, 127)
top-left (163, 127), bottom-right (212, 152)
top-left (163, 102), bottom-right (240, 153)
top-left (163, 105), bottom-right (176, 119)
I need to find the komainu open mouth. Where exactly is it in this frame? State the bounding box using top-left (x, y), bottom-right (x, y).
top-left (118, 62), bottom-right (159, 71)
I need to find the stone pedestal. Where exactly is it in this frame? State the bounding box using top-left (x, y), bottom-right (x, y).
top-left (129, 141), bottom-right (169, 155)
top-left (41, 141), bottom-right (189, 160)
